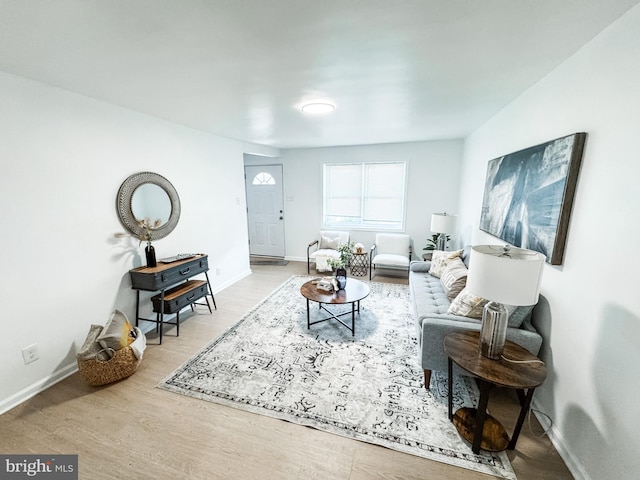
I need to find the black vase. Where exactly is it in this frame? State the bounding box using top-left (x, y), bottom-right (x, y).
top-left (145, 244), bottom-right (157, 267)
top-left (335, 267), bottom-right (347, 290)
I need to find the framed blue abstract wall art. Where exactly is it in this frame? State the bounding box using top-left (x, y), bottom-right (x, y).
top-left (479, 133), bottom-right (587, 265)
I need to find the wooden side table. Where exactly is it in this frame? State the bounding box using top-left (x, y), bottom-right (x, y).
top-left (443, 331), bottom-right (546, 453)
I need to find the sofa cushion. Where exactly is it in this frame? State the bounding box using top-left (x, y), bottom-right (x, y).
top-left (409, 270), bottom-right (451, 315)
top-left (428, 249), bottom-right (463, 278)
top-left (409, 260), bottom-right (430, 273)
top-left (508, 305), bottom-right (535, 328)
top-left (447, 287), bottom-right (489, 318)
top-left (440, 258), bottom-right (468, 301)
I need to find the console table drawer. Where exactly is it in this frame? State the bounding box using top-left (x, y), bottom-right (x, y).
top-left (151, 280), bottom-right (208, 314)
top-left (130, 255), bottom-right (208, 291)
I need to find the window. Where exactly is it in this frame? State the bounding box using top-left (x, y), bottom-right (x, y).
top-left (252, 172), bottom-right (276, 185)
top-left (323, 162), bottom-right (407, 230)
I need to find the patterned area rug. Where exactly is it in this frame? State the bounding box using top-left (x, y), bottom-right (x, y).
top-left (159, 275), bottom-right (516, 479)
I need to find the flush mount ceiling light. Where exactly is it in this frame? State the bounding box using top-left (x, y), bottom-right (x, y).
top-left (301, 102), bottom-right (335, 114)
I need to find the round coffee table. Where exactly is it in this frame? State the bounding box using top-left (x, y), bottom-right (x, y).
top-left (300, 278), bottom-right (370, 336)
top-left (444, 331), bottom-right (547, 453)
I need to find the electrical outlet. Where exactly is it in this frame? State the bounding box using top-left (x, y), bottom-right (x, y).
top-left (216, 268), bottom-right (221, 276)
top-left (22, 344), bottom-right (39, 365)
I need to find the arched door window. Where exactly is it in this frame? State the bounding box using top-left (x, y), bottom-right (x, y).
top-left (252, 172), bottom-right (276, 185)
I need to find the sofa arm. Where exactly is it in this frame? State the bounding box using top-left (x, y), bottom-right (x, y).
top-left (410, 260), bottom-right (431, 272)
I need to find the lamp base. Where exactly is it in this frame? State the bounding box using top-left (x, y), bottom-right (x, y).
top-left (479, 301), bottom-right (508, 360)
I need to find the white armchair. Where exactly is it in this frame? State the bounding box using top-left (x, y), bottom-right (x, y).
top-left (370, 233), bottom-right (412, 280)
top-left (307, 230), bottom-right (350, 273)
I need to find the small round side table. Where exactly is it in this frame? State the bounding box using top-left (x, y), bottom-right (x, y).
top-left (350, 252), bottom-right (369, 277)
top-left (444, 331), bottom-right (547, 454)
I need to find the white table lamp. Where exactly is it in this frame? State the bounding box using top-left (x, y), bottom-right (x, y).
top-left (466, 245), bottom-right (545, 359)
top-left (430, 212), bottom-right (457, 250)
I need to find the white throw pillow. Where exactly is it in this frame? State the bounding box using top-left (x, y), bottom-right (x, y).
top-left (447, 287), bottom-right (488, 318)
top-left (440, 258), bottom-right (468, 301)
top-left (319, 236), bottom-right (340, 250)
top-left (428, 249), bottom-right (463, 278)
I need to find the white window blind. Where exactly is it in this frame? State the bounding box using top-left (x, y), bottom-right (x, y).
top-left (323, 162), bottom-right (407, 230)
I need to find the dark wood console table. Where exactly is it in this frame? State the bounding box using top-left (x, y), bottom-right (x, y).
top-left (129, 254), bottom-right (216, 344)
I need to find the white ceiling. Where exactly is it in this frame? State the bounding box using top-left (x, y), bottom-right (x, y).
top-left (1, 1), bottom-right (638, 149)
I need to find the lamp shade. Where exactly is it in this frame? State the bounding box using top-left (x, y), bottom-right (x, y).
top-left (430, 212), bottom-right (457, 233)
top-left (466, 245), bottom-right (545, 306)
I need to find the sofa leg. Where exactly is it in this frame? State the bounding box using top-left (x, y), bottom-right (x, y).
top-left (423, 370), bottom-right (432, 390)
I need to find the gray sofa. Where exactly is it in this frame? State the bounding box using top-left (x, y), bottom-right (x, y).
top-left (409, 246), bottom-right (544, 389)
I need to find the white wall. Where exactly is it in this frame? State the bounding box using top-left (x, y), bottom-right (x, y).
top-left (246, 141), bottom-right (464, 262)
top-left (0, 71), bottom-right (264, 412)
top-left (457, 6), bottom-right (640, 479)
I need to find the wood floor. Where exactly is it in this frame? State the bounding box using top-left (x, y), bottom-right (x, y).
top-left (0, 261), bottom-right (573, 479)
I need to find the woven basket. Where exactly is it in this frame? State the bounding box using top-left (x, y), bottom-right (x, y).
top-left (77, 345), bottom-right (141, 387)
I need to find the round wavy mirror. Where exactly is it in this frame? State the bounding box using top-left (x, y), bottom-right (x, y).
top-left (116, 172), bottom-right (181, 241)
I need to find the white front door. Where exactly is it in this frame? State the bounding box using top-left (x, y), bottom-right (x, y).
top-left (245, 165), bottom-right (285, 257)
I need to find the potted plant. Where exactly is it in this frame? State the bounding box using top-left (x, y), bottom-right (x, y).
top-left (137, 218), bottom-right (161, 267)
top-left (423, 233), bottom-right (450, 260)
top-left (328, 241), bottom-right (355, 289)
top-left (114, 217), bottom-right (161, 267)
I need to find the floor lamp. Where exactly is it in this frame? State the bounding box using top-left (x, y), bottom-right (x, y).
top-left (466, 245), bottom-right (545, 359)
top-left (430, 212), bottom-right (457, 250)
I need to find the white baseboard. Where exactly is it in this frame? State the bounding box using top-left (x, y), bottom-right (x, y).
top-left (532, 399), bottom-right (591, 480)
top-left (0, 363), bottom-right (78, 415)
top-left (0, 269), bottom-right (253, 416)
top-left (212, 268), bottom-right (252, 294)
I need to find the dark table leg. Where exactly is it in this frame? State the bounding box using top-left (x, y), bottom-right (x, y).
top-left (135, 290), bottom-right (140, 328)
top-left (351, 301), bottom-right (355, 336)
top-left (448, 357), bottom-right (453, 420)
top-left (204, 271), bottom-right (217, 310)
top-left (159, 289), bottom-right (165, 345)
top-left (472, 380), bottom-right (492, 454)
top-left (508, 387), bottom-right (536, 450)
top-left (306, 298), bottom-right (310, 329)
